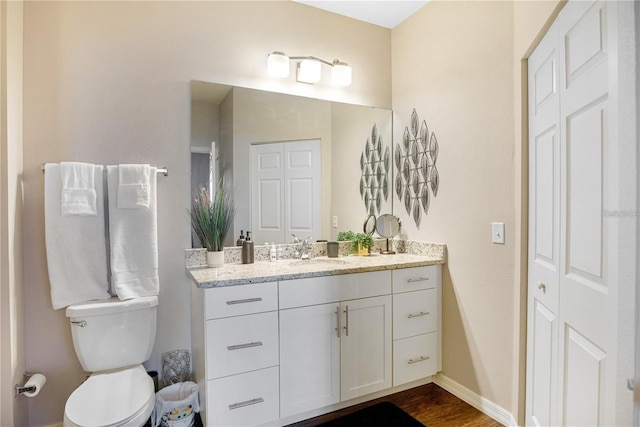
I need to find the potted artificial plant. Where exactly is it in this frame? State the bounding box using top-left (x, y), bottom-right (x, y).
top-left (190, 180), bottom-right (235, 267)
top-left (337, 231), bottom-right (374, 256)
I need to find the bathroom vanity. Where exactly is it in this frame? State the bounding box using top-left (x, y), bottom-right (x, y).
top-left (187, 250), bottom-right (445, 427)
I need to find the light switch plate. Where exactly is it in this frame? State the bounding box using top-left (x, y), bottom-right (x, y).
top-left (332, 216), bottom-right (338, 228)
top-left (492, 222), bottom-right (505, 244)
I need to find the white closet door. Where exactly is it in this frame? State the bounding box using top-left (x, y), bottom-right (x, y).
top-left (526, 18), bottom-right (561, 427)
top-left (557, 2), bottom-right (615, 425)
top-left (251, 144), bottom-right (285, 244)
top-left (527, 1), bottom-right (620, 426)
top-left (251, 140), bottom-right (321, 244)
top-left (284, 140), bottom-right (322, 241)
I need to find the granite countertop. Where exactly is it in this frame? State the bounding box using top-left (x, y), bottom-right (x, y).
top-left (187, 252), bottom-right (445, 288)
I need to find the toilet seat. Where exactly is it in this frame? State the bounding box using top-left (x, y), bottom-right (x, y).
top-left (64, 365), bottom-right (155, 427)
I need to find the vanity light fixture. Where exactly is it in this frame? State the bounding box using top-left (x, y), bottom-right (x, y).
top-left (267, 51), bottom-right (352, 86)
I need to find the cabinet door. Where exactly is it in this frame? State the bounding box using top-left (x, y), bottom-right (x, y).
top-left (340, 295), bottom-right (392, 401)
top-left (280, 303), bottom-right (340, 417)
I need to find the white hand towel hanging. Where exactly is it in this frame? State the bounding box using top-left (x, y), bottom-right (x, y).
top-left (44, 163), bottom-right (110, 309)
top-left (60, 162), bottom-right (98, 216)
top-left (107, 165), bottom-right (159, 300)
top-left (117, 164), bottom-right (150, 209)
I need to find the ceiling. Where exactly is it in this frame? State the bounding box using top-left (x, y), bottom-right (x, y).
top-left (294, 0), bottom-right (430, 29)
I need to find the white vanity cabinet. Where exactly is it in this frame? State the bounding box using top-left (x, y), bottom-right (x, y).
top-left (279, 271), bottom-right (392, 417)
top-left (191, 281), bottom-right (280, 427)
top-left (191, 262), bottom-right (442, 426)
top-left (392, 265), bottom-right (442, 386)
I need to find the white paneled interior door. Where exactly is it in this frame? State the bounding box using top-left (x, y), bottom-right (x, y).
top-left (526, 18), bottom-right (560, 426)
top-left (527, 1), bottom-right (625, 425)
top-left (251, 140), bottom-right (321, 244)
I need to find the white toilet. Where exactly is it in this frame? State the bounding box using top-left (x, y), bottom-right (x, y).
top-left (63, 296), bottom-right (158, 427)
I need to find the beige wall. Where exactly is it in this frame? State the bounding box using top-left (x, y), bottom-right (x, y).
top-left (17, 0), bottom-right (575, 424)
top-left (391, 0), bottom-right (560, 422)
top-left (21, 1), bottom-right (390, 424)
top-left (0, 0), bottom-right (28, 425)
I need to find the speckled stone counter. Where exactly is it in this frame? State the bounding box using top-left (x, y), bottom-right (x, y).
top-left (186, 241), bottom-right (446, 288)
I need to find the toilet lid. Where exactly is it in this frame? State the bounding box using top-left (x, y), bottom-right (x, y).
top-left (65, 365), bottom-right (154, 427)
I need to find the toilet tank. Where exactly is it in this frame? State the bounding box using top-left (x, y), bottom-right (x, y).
top-left (65, 296), bottom-right (158, 372)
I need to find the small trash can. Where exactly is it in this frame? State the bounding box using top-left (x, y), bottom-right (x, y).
top-left (152, 381), bottom-right (200, 427)
top-left (162, 350), bottom-right (191, 387)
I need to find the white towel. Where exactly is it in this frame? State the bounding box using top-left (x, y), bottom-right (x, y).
top-left (117, 164), bottom-right (151, 209)
top-left (107, 165), bottom-right (159, 300)
top-left (60, 162), bottom-right (98, 216)
top-left (44, 163), bottom-right (111, 310)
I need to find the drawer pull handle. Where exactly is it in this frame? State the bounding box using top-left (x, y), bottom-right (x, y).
top-left (407, 311), bottom-right (430, 319)
top-left (343, 305), bottom-right (349, 337)
top-left (226, 297), bottom-right (262, 305)
top-left (407, 277), bottom-right (430, 283)
top-left (227, 342), bottom-right (263, 351)
top-left (228, 397), bottom-right (264, 410)
top-left (408, 356), bottom-right (430, 365)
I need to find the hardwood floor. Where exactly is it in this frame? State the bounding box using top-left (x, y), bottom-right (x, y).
top-left (288, 383), bottom-right (504, 427)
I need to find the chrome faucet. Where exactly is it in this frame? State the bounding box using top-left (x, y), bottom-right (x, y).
top-left (291, 234), bottom-right (313, 259)
top-left (291, 234), bottom-right (301, 259)
top-left (300, 238), bottom-right (313, 260)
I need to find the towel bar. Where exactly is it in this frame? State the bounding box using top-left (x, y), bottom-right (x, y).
top-left (41, 164), bottom-right (168, 176)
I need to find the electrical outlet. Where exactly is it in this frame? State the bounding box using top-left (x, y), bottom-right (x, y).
top-left (332, 216), bottom-right (338, 228)
top-left (492, 222), bottom-right (505, 244)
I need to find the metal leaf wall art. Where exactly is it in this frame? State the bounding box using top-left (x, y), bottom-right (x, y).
top-left (395, 109), bottom-right (440, 227)
top-left (360, 124), bottom-right (390, 215)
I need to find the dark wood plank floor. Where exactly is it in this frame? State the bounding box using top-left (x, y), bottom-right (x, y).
top-left (288, 383), bottom-right (504, 427)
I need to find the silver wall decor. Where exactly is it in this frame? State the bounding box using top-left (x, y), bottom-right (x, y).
top-left (360, 124), bottom-right (390, 215)
top-left (394, 109), bottom-right (440, 227)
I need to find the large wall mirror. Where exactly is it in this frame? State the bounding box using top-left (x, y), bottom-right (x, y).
top-left (190, 80), bottom-right (392, 246)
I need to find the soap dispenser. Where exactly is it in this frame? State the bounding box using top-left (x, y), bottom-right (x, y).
top-left (242, 232), bottom-right (254, 264)
top-left (236, 230), bottom-right (245, 246)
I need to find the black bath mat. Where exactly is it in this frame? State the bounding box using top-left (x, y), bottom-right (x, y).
top-left (318, 402), bottom-right (425, 427)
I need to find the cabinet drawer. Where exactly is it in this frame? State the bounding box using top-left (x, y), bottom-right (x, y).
top-left (207, 367), bottom-right (279, 427)
top-left (392, 266), bottom-right (440, 293)
top-left (280, 271), bottom-right (391, 309)
top-left (206, 311), bottom-right (279, 379)
top-left (205, 281), bottom-right (278, 320)
top-left (393, 289), bottom-right (437, 339)
top-left (393, 333), bottom-right (438, 386)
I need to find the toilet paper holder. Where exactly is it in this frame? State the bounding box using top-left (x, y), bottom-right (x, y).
top-left (14, 372), bottom-right (45, 397)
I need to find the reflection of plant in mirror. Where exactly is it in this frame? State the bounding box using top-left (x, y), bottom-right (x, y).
top-left (337, 231), bottom-right (374, 255)
top-left (190, 180), bottom-right (235, 252)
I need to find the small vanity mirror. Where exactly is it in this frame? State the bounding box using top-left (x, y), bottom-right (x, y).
top-left (376, 214), bottom-right (400, 255)
top-left (363, 214), bottom-right (376, 235)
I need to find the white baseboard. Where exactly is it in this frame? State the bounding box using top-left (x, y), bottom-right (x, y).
top-left (433, 373), bottom-right (518, 427)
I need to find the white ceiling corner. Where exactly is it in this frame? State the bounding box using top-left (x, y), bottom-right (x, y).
top-left (294, 1), bottom-right (430, 29)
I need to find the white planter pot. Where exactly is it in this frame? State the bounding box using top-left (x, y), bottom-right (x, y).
top-left (207, 250), bottom-right (224, 268)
